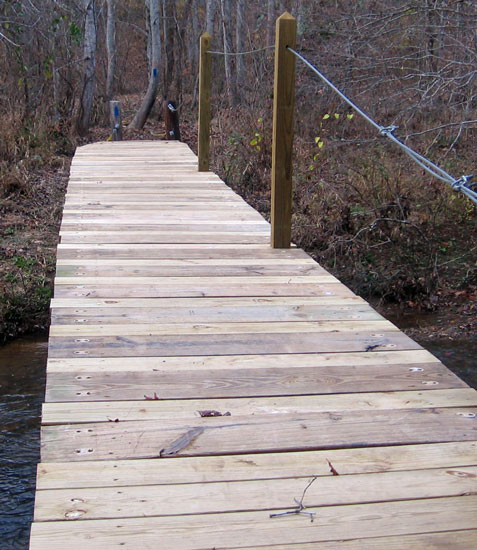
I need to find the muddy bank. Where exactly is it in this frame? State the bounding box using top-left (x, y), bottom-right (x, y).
top-left (0, 162), bottom-right (70, 342)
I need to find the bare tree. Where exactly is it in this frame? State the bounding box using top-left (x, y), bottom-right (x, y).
top-left (128, 0), bottom-right (161, 130)
top-left (220, 0), bottom-right (237, 105)
top-left (76, 0), bottom-right (97, 136)
top-left (206, 0), bottom-right (216, 35)
top-left (189, 0), bottom-right (199, 73)
top-left (267, 0), bottom-right (275, 47)
top-left (105, 0), bottom-right (117, 102)
top-left (236, 0), bottom-right (246, 93)
top-left (162, 0), bottom-right (175, 98)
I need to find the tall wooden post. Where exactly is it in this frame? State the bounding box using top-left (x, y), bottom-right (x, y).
top-left (271, 13), bottom-right (296, 248)
top-left (198, 33), bottom-right (212, 172)
top-left (109, 100), bottom-right (122, 141)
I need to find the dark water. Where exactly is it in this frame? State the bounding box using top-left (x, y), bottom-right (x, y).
top-left (0, 337), bottom-right (47, 550)
top-left (0, 332), bottom-right (474, 549)
top-left (425, 339), bottom-right (477, 389)
top-left (383, 308), bottom-right (477, 389)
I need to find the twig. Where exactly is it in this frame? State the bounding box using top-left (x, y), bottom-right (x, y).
top-left (269, 477), bottom-right (317, 522)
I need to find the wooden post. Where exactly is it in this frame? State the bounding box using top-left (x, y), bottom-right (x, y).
top-left (198, 32), bottom-right (212, 172)
top-left (271, 13), bottom-right (296, 248)
top-left (163, 99), bottom-right (181, 141)
top-left (109, 100), bottom-right (123, 141)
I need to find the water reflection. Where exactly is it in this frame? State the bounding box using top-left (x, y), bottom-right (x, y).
top-left (0, 337), bottom-right (47, 550)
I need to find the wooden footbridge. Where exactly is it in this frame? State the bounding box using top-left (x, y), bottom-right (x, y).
top-left (28, 140), bottom-right (477, 549)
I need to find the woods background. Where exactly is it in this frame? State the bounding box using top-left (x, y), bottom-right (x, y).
top-left (0, 0), bottom-right (476, 340)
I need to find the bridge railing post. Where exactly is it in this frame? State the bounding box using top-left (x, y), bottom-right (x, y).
top-left (198, 33), bottom-right (212, 172)
top-left (109, 100), bottom-right (123, 141)
top-left (271, 13), bottom-right (297, 248)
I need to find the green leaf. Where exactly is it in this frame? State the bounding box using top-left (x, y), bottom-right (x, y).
top-left (314, 136), bottom-right (320, 144)
top-left (257, 118), bottom-right (263, 123)
top-left (318, 141), bottom-right (324, 149)
top-left (250, 139), bottom-right (257, 146)
top-left (346, 114), bottom-right (354, 120)
top-left (322, 114), bottom-right (330, 120)
top-left (334, 113), bottom-right (340, 119)
top-left (313, 153), bottom-right (319, 161)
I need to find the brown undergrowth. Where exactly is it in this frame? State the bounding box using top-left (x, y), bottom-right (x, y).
top-left (0, 114), bottom-right (73, 341)
top-left (0, 94), bottom-right (475, 343)
top-left (209, 102), bottom-right (476, 327)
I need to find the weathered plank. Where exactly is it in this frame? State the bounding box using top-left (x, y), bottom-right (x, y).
top-left (41, 388), bottom-right (477, 424)
top-left (49, 319), bottom-right (398, 336)
top-left (28, 496), bottom-right (477, 550)
top-left (44, 361), bottom-right (465, 401)
top-left (59, 231), bottom-right (271, 244)
top-left (41, 407), bottom-right (477, 461)
top-left (51, 302), bottom-right (379, 324)
top-left (33, 466), bottom-right (477, 522)
top-left (54, 262), bottom-right (327, 279)
top-left (47, 330), bottom-right (419, 358)
top-left (56, 244), bottom-right (309, 260)
top-left (36, 441), bottom-right (477, 489)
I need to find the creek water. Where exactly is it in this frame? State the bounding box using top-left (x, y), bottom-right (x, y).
top-left (0, 333), bottom-right (475, 549)
top-left (0, 337), bottom-right (47, 550)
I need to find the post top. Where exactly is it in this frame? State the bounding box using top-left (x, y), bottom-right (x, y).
top-left (201, 32), bottom-right (212, 39)
top-left (278, 12), bottom-right (296, 21)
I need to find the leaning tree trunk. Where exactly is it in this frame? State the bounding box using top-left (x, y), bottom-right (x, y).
top-left (128, 0), bottom-right (161, 130)
top-left (76, 0), bottom-right (97, 136)
top-left (105, 0), bottom-right (116, 102)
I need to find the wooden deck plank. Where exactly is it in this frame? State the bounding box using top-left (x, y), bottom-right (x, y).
top-left (28, 496), bottom-right (477, 550)
top-left (49, 319), bottom-right (398, 336)
top-left (54, 263), bottom-right (328, 278)
top-left (35, 442), bottom-right (477, 489)
top-left (44, 349), bottom-right (441, 371)
top-left (43, 361), bottom-right (465, 401)
top-left (50, 303), bottom-right (380, 324)
top-left (40, 407), bottom-right (477, 461)
top-left (47, 331), bottom-right (419, 358)
top-left (224, 531), bottom-right (477, 550)
top-left (56, 244), bottom-right (310, 260)
top-left (41, 388), bottom-right (477, 424)
top-left (53, 283), bottom-right (355, 299)
top-left (33, 466), bottom-right (477, 522)
top-left (59, 231), bottom-right (272, 244)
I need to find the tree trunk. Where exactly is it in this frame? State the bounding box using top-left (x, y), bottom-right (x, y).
top-left (76, 0), bottom-right (97, 136)
top-left (220, 0), bottom-right (236, 106)
top-left (267, 0), bottom-right (275, 47)
top-left (162, 0), bottom-right (175, 98)
top-left (206, 0), bottom-right (216, 35)
top-left (296, 0), bottom-right (306, 39)
top-left (236, 0), bottom-right (246, 97)
top-left (189, 0), bottom-right (199, 75)
top-left (128, 0), bottom-right (161, 130)
top-left (105, 0), bottom-right (116, 101)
